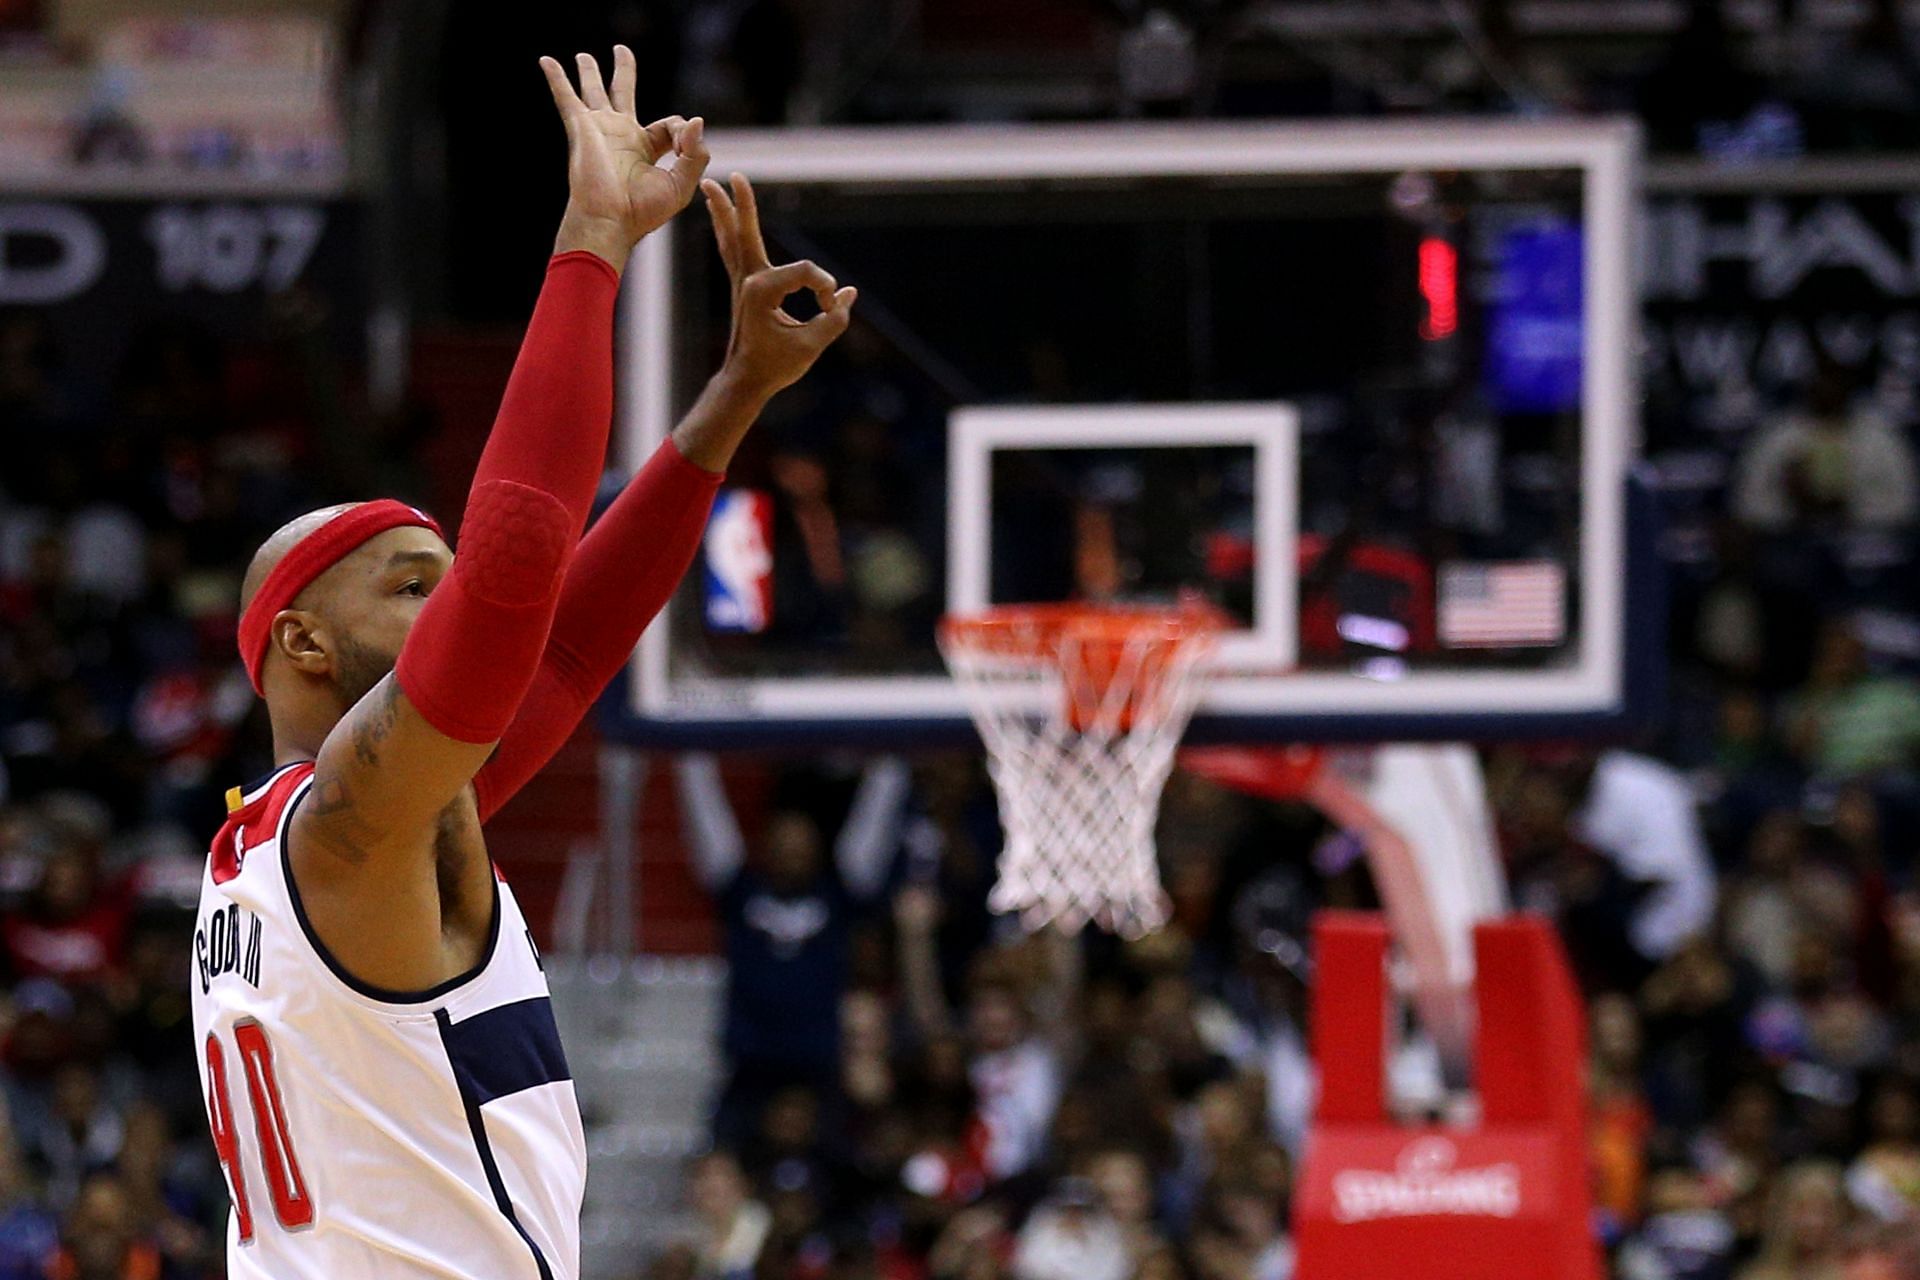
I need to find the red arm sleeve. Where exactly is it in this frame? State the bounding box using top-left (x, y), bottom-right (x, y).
top-left (395, 252), bottom-right (620, 744)
top-left (464, 251), bottom-right (619, 538)
top-left (473, 437), bottom-right (721, 819)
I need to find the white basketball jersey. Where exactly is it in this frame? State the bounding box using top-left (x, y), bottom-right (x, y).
top-left (190, 762), bottom-right (586, 1279)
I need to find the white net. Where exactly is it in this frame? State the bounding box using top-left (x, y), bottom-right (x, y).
top-left (939, 606), bottom-right (1221, 936)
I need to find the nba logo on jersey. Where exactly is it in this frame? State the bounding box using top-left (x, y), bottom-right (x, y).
top-left (703, 488), bottom-right (773, 633)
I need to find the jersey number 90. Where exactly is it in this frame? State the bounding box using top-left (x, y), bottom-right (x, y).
top-left (206, 1020), bottom-right (315, 1241)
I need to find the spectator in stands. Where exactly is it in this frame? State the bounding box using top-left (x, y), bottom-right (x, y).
top-left (1698, 1077), bottom-right (1785, 1213)
top-left (1732, 364), bottom-right (1919, 535)
top-left (1785, 621), bottom-right (1920, 778)
top-left (106, 910), bottom-right (199, 1128)
top-left (19, 1062), bottom-right (120, 1214)
top-left (1010, 1177), bottom-right (1128, 1280)
top-left (1, 836), bottom-right (126, 990)
top-left (44, 1171), bottom-right (160, 1280)
top-left (70, 74), bottom-right (150, 169)
top-left (1615, 1161), bottom-right (1738, 1280)
top-left (1085, 1148), bottom-right (1161, 1265)
top-left (1737, 1161), bottom-right (1852, 1280)
top-left (1722, 811), bottom-right (1813, 988)
top-left (1849, 1229), bottom-right (1920, 1280)
top-left (893, 759), bottom-right (999, 1000)
top-left (959, 967), bottom-right (1064, 1185)
top-left (838, 987), bottom-right (895, 1117)
top-left (686, 1151), bottom-right (771, 1280)
top-left (110, 1105), bottom-right (209, 1278)
top-left (1213, 871), bottom-right (1315, 1157)
top-left (1591, 993), bottom-right (1654, 1229)
top-left (1747, 928), bottom-right (1892, 1078)
top-left (1846, 1075), bottom-right (1920, 1224)
top-left (1575, 750), bottom-right (1719, 965)
top-left (1640, 940), bottom-right (1757, 1135)
top-left (895, 893), bottom-right (1066, 1184)
top-left (927, 1205), bottom-right (1011, 1280)
top-left (891, 1031), bottom-right (991, 1215)
top-left (1187, 1156), bottom-right (1295, 1280)
top-left (678, 755), bottom-right (910, 1145)
top-left (1504, 749), bottom-right (1718, 979)
top-left (0, 1123), bottom-right (55, 1280)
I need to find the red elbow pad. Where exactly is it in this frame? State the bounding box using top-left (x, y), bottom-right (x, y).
top-left (395, 479), bottom-right (573, 744)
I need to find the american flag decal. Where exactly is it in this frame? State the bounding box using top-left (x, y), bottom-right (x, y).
top-left (1438, 561), bottom-right (1565, 648)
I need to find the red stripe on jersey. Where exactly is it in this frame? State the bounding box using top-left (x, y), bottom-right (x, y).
top-left (210, 763), bottom-right (316, 885)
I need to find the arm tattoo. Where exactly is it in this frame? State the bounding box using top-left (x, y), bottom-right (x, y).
top-left (302, 773), bottom-right (375, 866)
top-left (352, 679), bottom-right (401, 767)
top-left (303, 681), bottom-right (403, 866)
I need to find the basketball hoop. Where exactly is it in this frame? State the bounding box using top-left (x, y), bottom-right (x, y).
top-left (938, 602), bottom-right (1224, 937)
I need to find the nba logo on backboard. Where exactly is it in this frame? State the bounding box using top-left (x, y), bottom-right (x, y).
top-left (703, 489), bottom-right (773, 633)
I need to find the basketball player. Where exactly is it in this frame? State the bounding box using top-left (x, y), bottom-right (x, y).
top-left (189, 48), bottom-right (855, 1278)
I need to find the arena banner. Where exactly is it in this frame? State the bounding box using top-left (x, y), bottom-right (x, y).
top-left (14, 171), bottom-right (1920, 430)
top-left (1642, 164), bottom-right (1920, 420)
top-left (0, 195), bottom-right (362, 386)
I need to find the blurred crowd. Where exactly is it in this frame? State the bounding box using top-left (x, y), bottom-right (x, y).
top-left (674, 716), bottom-right (1920, 1280)
top-left (0, 300), bottom-right (394, 1276)
top-left (8, 4), bottom-right (1920, 1280)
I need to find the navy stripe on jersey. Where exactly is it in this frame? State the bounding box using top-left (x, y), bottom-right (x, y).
top-left (435, 1005), bottom-right (558, 1280)
top-left (439, 997), bottom-right (571, 1104)
top-left (240, 761), bottom-right (307, 806)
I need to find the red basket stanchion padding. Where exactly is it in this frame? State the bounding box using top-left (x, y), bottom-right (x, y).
top-left (1180, 744), bottom-right (1328, 800)
top-left (1292, 913), bottom-right (1601, 1280)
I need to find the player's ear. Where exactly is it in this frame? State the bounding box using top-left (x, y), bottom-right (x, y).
top-left (273, 610), bottom-right (333, 679)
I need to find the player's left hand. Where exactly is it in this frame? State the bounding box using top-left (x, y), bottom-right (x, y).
top-left (541, 46), bottom-right (710, 263)
top-left (703, 172), bottom-right (857, 399)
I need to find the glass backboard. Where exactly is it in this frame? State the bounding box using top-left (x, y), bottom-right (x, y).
top-left (611, 120), bottom-right (1652, 747)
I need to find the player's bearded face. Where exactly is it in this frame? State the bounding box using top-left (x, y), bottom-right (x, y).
top-left (331, 632), bottom-right (398, 709)
top-left (311, 527), bottom-right (445, 710)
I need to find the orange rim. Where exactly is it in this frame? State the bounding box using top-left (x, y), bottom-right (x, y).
top-left (938, 601), bottom-right (1225, 661)
top-left (940, 602), bottom-right (1225, 731)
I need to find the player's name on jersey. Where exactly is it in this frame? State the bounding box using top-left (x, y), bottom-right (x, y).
top-left (195, 901), bottom-right (264, 994)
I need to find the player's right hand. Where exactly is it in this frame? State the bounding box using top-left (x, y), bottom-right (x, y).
top-left (541, 46), bottom-right (709, 265)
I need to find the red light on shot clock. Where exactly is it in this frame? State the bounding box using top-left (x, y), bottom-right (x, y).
top-left (1418, 236), bottom-right (1458, 341)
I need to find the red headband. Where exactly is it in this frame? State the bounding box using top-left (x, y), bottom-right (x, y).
top-left (238, 499), bottom-right (444, 694)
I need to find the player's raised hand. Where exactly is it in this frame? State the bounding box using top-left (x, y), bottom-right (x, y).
top-left (703, 172), bottom-right (857, 398)
top-left (541, 46), bottom-right (710, 266)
